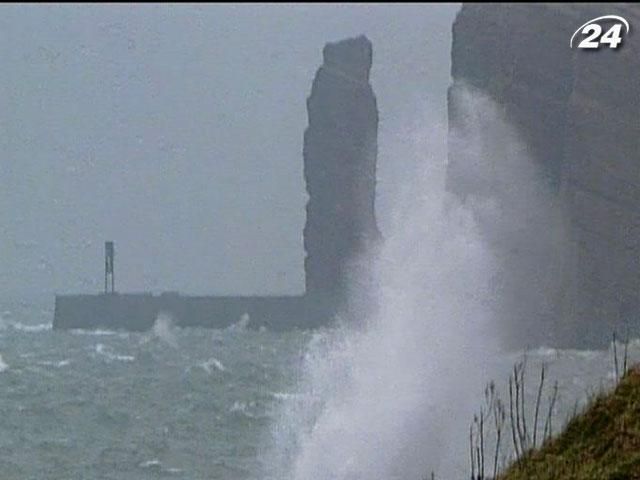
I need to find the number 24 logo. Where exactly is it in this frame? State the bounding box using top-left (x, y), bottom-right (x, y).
top-left (570, 15), bottom-right (630, 49)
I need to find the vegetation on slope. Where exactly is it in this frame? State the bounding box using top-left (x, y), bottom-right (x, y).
top-left (498, 365), bottom-right (640, 480)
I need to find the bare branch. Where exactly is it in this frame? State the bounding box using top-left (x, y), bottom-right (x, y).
top-left (480, 407), bottom-right (485, 479)
top-left (613, 331), bottom-right (619, 383)
top-left (508, 374), bottom-right (521, 462)
top-left (533, 363), bottom-right (545, 448)
top-left (623, 329), bottom-right (629, 377)
top-left (543, 381), bottom-right (558, 441)
top-left (519, 358), bottom-right (529, 451)
top-left (470, 423), bottom-right (475, 480)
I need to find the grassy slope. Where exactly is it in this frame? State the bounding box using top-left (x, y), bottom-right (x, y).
top-left (499, 366), bottom-right (640, 480)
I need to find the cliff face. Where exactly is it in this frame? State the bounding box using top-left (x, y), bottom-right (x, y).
top-left (303, 35), bottom-right (381, 315)
top-left (448, 4), bottom-right (640, 347)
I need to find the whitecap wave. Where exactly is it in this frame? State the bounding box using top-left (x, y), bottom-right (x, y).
top-left (139, 459), bottom-right (161, 469)
top-left (200, 357), bottom-right (226, 374)
top-left (0, 354), bottom-right (8, 373)
top-left (138, 459), bottom-right (181, 475)
top-left (9, 322), bottom-right (51, 333)
top-left (37, 359), bottom-right (71, 368)
top-left (528, 346), bottom-right (559, 358)
top-left (71, 329), bottom-right (118, 336)
top-left (94, 343), bottom-right (135, 362)
top-left (230, 400), bottom-right (257, 418)
top-left (272, 392), bottom-right (303, 401)
top-left (151, 312), bottom-right (179, 348)
top-left (226, 313), bottom-right (250, 332)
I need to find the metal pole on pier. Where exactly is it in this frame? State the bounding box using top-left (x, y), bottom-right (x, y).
top-left (105, 241), bottom-right (115, 294)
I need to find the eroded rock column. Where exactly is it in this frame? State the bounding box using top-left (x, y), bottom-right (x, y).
top-left (303, 35), bottom-right (381, 318)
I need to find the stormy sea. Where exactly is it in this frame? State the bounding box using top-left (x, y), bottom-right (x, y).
top-left (0, 298), bottom-right (309, 479)
top-left (2, 87), bottom-right (637, 480)
top-left (0, 298), bottom-right (637, 480)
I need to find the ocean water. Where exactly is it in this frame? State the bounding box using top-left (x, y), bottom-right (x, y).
top-left (1, 299), bottom-right (637, 480)
top-left (2, 87), bottom-right (634, 480)
top-left (0, 298), bottom-right (311, 480)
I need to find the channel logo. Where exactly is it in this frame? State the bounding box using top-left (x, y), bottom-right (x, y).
top-left (570, 15), bottom-right (630, 49)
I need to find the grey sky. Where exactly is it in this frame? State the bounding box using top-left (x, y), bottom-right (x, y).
top-left (1, 3), bottom-right (459, 299)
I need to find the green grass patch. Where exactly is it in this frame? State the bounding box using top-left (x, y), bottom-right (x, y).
top-left (498, 366), bottom-right (640, 480)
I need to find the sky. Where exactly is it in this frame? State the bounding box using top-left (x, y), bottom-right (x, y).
top-left (0, 3), bottom-right (460, 299)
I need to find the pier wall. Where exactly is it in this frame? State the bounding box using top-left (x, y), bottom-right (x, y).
top-left (53, 293), bottom-right (320, 331)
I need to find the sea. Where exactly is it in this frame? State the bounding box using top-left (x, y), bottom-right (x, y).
top-left (0, 297), bottom-right (637, 480)
top-left (0, 298), bottom-right (309, 480)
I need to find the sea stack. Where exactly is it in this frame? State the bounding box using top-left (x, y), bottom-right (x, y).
top-left (303, 35), bottom-right (381, 319)
top-left (447, 4), bottom-right (640, 347)
top-left (53, 36), bottom-right (383, 332)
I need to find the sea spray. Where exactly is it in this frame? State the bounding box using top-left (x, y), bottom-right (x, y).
top-left (150, 312), bottom-right (179, 348)
top-left (0, 354), bottom-right (8, 373)
top-left (448, 82), bottom-right (569, 347)
top-left (263, 86), bottom-right (561, 479)
top-left (227, 312), bottom-right (251, 332)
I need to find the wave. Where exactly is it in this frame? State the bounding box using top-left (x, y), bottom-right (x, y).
top-left (6, 321), bottom-right (52, 333)
top-left (272, 392), bottom-right (304, 401)
top-left (138, 459), bottom-right (182, 475)
top-left (200, 357), bottom-right (226, 374)
top-left (139, 459), bottom-right (161, 469)
top-left (70, 329), bottom-right (118, 336)
top-left (94, 343), bottom-right (135, 363)
top-left (226, 313), bottom-right (250, 332)
top-left (230, 400), bottom-right (259, 419)
top-left (151, 312), bottom-right (179, 348)
top-left (0, 354), bottom-right (8, 373)
top-left (37, 359), bottom-right (71, 368)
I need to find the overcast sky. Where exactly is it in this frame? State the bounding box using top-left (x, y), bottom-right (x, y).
top-left (0, 3), bottom-right (459, 299)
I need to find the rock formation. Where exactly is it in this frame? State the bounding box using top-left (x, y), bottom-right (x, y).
top-left (303, 35), bottom-right (381, 317)
top-left (447, 4), bottom-right (640, 347)
top-left (54, 36), bottom-right (382, 332)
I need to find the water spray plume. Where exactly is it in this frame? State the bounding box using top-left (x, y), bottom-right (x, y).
top-left (264, 85), bottom-right (560, 479)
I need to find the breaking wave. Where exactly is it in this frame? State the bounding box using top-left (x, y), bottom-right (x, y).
top-left (200, 357), bottom-right (226, 374)
top-left (0, 354), bottom-right (8, 373)
top-left (226, 312), bottom-right (251, 332)
top-left (6, 321), bottom-right (52, 333)
top-left (70, 328), bottom-right (119, 337)
top-left (37, 359), bottom-right (71, 368)
top-left (148, 312), bottom-right (179, 348)
top-left (94, 343), bottom-right (135, 363)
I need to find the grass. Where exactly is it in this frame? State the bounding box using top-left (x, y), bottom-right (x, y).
top-left (497, 365), bottom-right (640, 480)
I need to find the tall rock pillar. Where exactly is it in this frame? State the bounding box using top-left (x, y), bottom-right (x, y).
top-left (303, 35), bottom-right (381, 319)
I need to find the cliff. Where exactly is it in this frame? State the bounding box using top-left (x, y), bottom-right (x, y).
top-left (303, 35), bottom-right (381, 317)
top-left (448, 4), bottom-right (640, 347)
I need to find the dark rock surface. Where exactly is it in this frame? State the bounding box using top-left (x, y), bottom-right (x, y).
top-left (447, 4), bottom-right (640, 347)
top-left (303, 35), bottom-right (381, 317)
